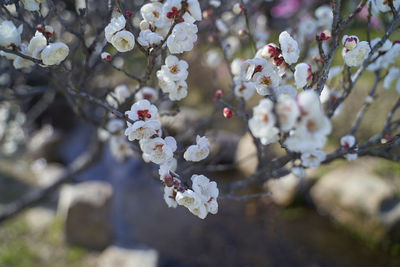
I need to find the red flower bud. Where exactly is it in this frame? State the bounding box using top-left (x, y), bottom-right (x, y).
top-left (223, 107), bottom-right (233, 119)
top-left (125, 10), bottom-right (133, 18)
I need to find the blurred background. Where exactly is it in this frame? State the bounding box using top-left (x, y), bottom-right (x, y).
top-left (1, 0), bottom-right (400, 266)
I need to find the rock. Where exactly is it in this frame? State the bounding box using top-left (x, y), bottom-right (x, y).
top-left (97, 246), bottom-right (158, 267)
top-left (310, 165), bottom-right (399, 240)
top-left (24, 207), bottom-right (55, 232)
top-left (265, 174), bottom-right (299, 207)
top-left (58, 181), bottom-right (113, 250)
top-left (234, 133), bottom-right (258, 176)
top-left (207, 130), bottom-right (240, 164)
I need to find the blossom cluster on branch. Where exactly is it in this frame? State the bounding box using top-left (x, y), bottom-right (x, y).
top-left (0, 0), bottom-right (400, 221)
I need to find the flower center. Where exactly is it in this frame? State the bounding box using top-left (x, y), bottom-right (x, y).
top-left (263, 113), bottom-right (269, 123)
top-left (262, 76), bottom-right (271, 85)
top-left (306, 119), bottom-right (317, 132)
top-left (137, 109), bottom-right (151, 120)
top-left (170, 65), bottom-right (179, 74)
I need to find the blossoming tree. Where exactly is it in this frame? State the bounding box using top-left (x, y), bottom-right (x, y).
top-left (0, 0), bottom-right (399, 221)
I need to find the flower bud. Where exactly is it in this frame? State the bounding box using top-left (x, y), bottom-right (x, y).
top-left (233, 3), bottom-right (243, 14)
top-left (320, 30), bottom-right (331, 41)
top-left (223, 107), bottom-right (233, 119)
top-left (101, 52), bottom-right (111, 62)
top-left (203, 9), bottom-right (212, 19)
top-left (125, 10), bottom-right (133, 18)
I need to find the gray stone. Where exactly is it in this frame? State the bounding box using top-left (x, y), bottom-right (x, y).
top-left (310, 163), bottom-right (400, 240)
top-left (234, 133), bottom-right (258, 176)
top-left (58, 181), bottom-right (113, 250)
top-left (97, 246), bottom-right (158, 267)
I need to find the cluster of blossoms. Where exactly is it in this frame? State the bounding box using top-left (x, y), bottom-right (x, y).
top-left (105, 0), bottom-right (202, 54)
top-left (121, 98), bottom-right (215, 219)
top-left (229, 27), bottom-right (334, 170)
top-left (157, 55), bottom-right (189, 101)
top-left (0, 20), bottom-right (69, 69)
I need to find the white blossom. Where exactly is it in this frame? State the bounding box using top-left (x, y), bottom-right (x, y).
top-left (176, 189), bottom-right (206, 218)
top-left (274, 84), bottom-right (298, 99)
top-left (106, 85), bottom-right (131, 108)
top-left (191, 174), bottom-right (218, 214)
top-left (186, 0), bottom-right (202, 21)
top-left (249, 99), bottom-right (279, 145)
top-left (161, 55), bottom-right (188, 81)
top-left (109, 135), bottom-right (134, 162)
top-left (125, 99), bottom-right (158, 122)
top-left (315, 5), bottom-right (333, 27)
top-left (342, 35), bottom-right (359, 51)
top-left (253, 63), bottom-right (281, 96)
top-left (234, 81), bottom-right (255, 100)
top-left (294, 63), bottom-right (312, 88)
top-left (111, 30), bottom-right (135, 52)
top-left (276, 94), bottom-right (300, 132)
top-left (41, 42), bottom-right (69, 65)
top-left (105, 15), bottom-right (126, 42)
top-left (13, 44), bottom-right (34, 69)
top-left (301, 149), bottom-right (326, 168)
top-left (137, 30), bottom-right (163, 47)
top-left (140, 136), bottom-right (177, 164)
top-left (135, 87), bottom-right (158, 102)
top-left (184, 135), bottom-right (210, 162)
top-left (383, 67), bottom-right (399, 89)
top-left (28, 31), bottom-right (47, 56)
top-left (164, 186), bottom-right (178, 208)
top-left (141, 2), bottom-right (166, 28)
top-left (343, 41), bottom-right (370, 67)
top-left (125, 120), bottom-right (161, 141)
top-left (279, 31), bottom-right (300, 65)
top-left (340, 135), bottom-right (356, 148)
top-left (0, 20), bottom-right (22, 47)
top-left (166, 22), bottom-right (198, 54)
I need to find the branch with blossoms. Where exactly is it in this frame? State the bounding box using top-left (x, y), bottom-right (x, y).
top-left (0, 0), bottom-right (400, 223)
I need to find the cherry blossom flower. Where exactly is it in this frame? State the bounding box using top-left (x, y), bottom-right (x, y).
top-left (343, 41), bottom-right (370, 67)
top-left (294, 63), bottom-right (312, 89)
top-left (342, 35), bottom-right (359, 51)
top-left (111, 30), bottom-right (135, 52)
top-left (301, 149), bottom-right (326, 168)
top-left (315, 5), bottom-right (333, 28)
top-left (191, 174), bottom-right (218, 214)
top-left (41, 43), bottom-right (69, 65)
top-left (140, 2), bottom-right (166, 28)
top-left (249, 99), bottom-right (280, 145)
top-left (160, 55), bottom-right (189, 81)
top-left (276, 94), bottom-right (300, 132)
top-left (137, 30), bottom-right (163, 47)
top-left (125, 99), bottom-right (158, 122)
top-left (124, 120), bottom-right (161, 141)
top-left (105, 15), bottom-right (126, 43)
top-left (176, 189), bottom-right (206, 218)
top-left (186, 0), bottom-right (202, 21)
top-left (279, 31), bottom-right (299, 65)
top-left (234, 81), bottom-right (255, 101)
top-left (341, 135), bottom-right (356, 148)
top-left (135, 87), bottom-right (158, 102)
top-left (253, 63), bottom-right (281, 96)
top-left (383, 67), bottom-right (399, 89)
top-left (164, 186), bottom-right (178, 208)
top-left (167, 22), bottom-right (198, 54)
top-left (274, 84), bottom-right (298, 99)
top-left (140, 136), bottom-right (177, 164)
top-left (106, 85), bottom-right (131, 108)
top-left (109, 135), bottom-right (134, 162)
top-left (28, 32), bottom-right (47, 56)
top-left (12, 44), bottom-right (34, 70)
top-left (0, 20), bottom-right (22, 48)
top-left (184, 135), bottom-right (210, 162)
